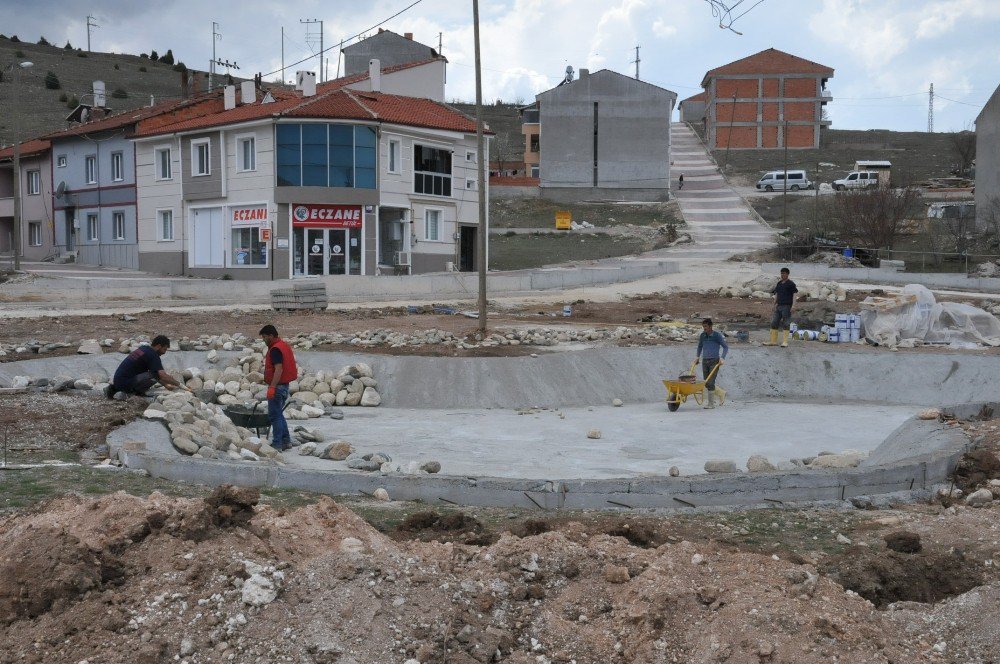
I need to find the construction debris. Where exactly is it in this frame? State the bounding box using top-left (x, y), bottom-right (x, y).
top-left (860, 284), bottom-right (1000, 348)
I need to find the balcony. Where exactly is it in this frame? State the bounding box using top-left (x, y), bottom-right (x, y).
top-left (820, 87), bottom-right (833, 102)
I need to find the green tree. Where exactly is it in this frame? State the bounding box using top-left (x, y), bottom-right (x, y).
top-left (160, 49), bottom-right (175, 65)
top-left (59, 92), bottom-right (68, 102)
top-left (64, 41), bottom-right (73, 50)
top-left (172, 61), bottom-right (187, 72)
top-left (44, 71), bottom-right (61, 89)
top-left (37, 36), bottom-right (50, 45)
top-left (66, 95), bottom-right (79, 109)
top-left (149, 50), bottom-right (159, 61)
top-left (10, 35), bottom-right (20, 42)
top-left (111, 87), bottom-right (128, 99)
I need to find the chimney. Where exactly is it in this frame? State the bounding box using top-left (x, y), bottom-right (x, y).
top-left (240, 80), bottom-right (256, 105)
top-left (404, 32), bottom-right (413, 40)
top-left (369, 59), bottom-right (381, 92)
top-left (296, 71), bottom-right (317, 97)
top-left (93, 80), bottom-right (106, 108)
top-left (224, 85), bottom-right (237, 110)
top-left (579, 68), bottom-right (589, 78)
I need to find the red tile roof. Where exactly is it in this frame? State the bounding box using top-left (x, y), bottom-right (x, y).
top-left (0, 139), bottom-right (51, 161)
top-left (40, 96), bottom-right (213, 140)
top-left (702, 48), bottom-right (833, 85)
top-left (680, 91), bottom-right (707, 103)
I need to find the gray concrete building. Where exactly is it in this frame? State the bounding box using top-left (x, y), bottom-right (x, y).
top-left (535, 69), bottom-right (676, 202)
top-left (975, 83), bottom-right (1000, 230)
top-left (343, 30), bottom-right (442, 77)
top-left (678, 91), bottom-right (707, 125)
top-left (0, 139), bottom-right (56, 262)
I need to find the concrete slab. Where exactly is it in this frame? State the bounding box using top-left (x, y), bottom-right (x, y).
top-left (280, 401), bottom-right (914, 479)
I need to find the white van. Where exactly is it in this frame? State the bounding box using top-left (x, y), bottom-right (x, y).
top-left (833, 171), bottom-right (880, 190)
top-left (755, 170), bottom-right (812, 192)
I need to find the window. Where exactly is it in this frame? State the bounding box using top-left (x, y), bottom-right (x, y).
top-left (424, 209), bottom-right (441, 241)
top-left (191, 139), bottom-right (210, 176)
top-left (111, 151), bottom-right (124, 181)
top-left (275, 122), bottom-right (377, 189)
top-left (230, 227), bottom-right (267, 266)
top-left (57, 155), bottom-right (67, 168)
top-left (155, 147), bottom-right (172, 180)
top-left (414, 145), bottom-right (452, 197)
top-left (465, 178), bottom-right (477, 190)
top-left (238, 135), bottom-right (256, 172)
top-left (529, 135), bottom-right (540, 153)
top-left (85, 155), bottom-right (97, 184)
top-left (26, 170), bottom-right (40, 195)
top-left (157, 209), bottom-right (174, 241)
top-left (28, 222), bottom-right (42, 246)
top-left (112, 212), bottom-right (125, 240)
top-left (387, 138), bottom-right (401, 174)
top-left (87, 214), bottom-right (98, 241)
top-left (531, 165), bottom-right (539, 178)
top-left (466, 150), bottom-right (477, 163)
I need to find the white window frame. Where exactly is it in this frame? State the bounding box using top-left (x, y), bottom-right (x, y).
top-left (85, 155), bottom-right (97, 184)
top-left (157, 208), bottom-right (174, 242)
top-left (112, 211), bottom-right (126, 241)
top-left (86, 213), bottom-right (99, 241)
top-left (28, 221), bottom-right (42, 246)
top-left (387, 137), bottom-right (401, 174)
top-left (236, 134), bottom-right (256, 172)
top-left (154, 145), bottom-right (172, 180)
top-left (465, 178), bottom-right (478, 191)
top-left (466, 150), bottom-right (477, 163)
top-left (424, 208), bottom-right (443, 242)
top-left (26, 169), bottom-right (40, 195)
top-left (191, 138), bottom-right (211, 177)
top-left (110, 151), bottom-right (124, 182)
top-left (57, 155), bottom-right (67, 168)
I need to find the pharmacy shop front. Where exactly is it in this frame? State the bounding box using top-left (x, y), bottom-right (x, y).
top-left (291, 203), bottom-right (364, 277)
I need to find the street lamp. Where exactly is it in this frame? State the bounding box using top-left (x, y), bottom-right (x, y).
top-left (9, 60), bottom-right (33, 272)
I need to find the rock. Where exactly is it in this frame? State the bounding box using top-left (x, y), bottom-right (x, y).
top-left (373, 488), bottom-right (390, 502)
top-left (300, 404), bottom-right (325, 418)
top-left (420, 461), bottom-right (442, 474)
top-left (746, 455), bottom-right (776, 472)
top-left (370, 452), bottom-right (392, 465)
top-left (207, 349), bottom-right (219, 363)
top-left (172, 437), bottom-right (199, 455)
top-left (809, 453), bottom-right (862, 469)
top-left (345, 392), bottom-right (363, 407)
top-left (242, 574), bottom-right (278, 606)
top-left (335, 390), bottom-right (348, 406)
top-left (669, 466), bottom-right (680, 477)
top-left (587, 429), bottom-right (602, 439)
top-left (298, 442), bottom-right (317, 456)
top-left (340, 537), bottom-right (365, 554)
top-left (917, 408), bottom-right (941, 420)
top-left (347, 458), bottom-right (381, 471)
top-left (884, 531), bottom-right (922, 553)
top-left (327, 408), bottom-right (345, 420)
top-left (295, 391), bottom-right (320, 405)
top-left (360, 387), bottom-right (381, 407)
top-left (359, 376), bottom-right (377, 388)
top-left (966, 488), bottom-right (994, 507)
top-left (239, 449), bottom-right (260, 461)
top-left (143, 409), bottom-right (169, 420)
top-left (612, 398), bottom-right (624, 407)
top-left (691, 553), bottom-right (705, 565)
top-left (324, 441), bottom-right (354, 461)
top-left (77, 341), bottom-right (104, 355)
top-left (73, 378), bottom-right (95, 390)
top-left (836, 534), bottom-right (852, 545)
top-left (704, 459), bottom-right (739, 473)
top-left (603, 565), bottom-right (630, 584)
top-left (180, 637), bottom-right (196, 657)
top-left (258, 443), bottom-right (280, 458)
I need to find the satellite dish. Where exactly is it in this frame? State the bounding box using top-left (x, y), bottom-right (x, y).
top-left (55, 181), bottom-right (66, 199)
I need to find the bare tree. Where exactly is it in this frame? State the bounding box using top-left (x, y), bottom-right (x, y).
top-left (981, 196), bottom-right (1000, 247)
top-left (490, 132), bottom-right (522, 176)
top-left (939, 203), bottom-right (976, 255)
top-left (832, 185), bottom-right (920, 249)
top-left (950, 129), bottom-right (976, 177)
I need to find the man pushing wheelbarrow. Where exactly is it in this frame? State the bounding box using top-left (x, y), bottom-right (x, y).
top-left (663, 319), bottom-right (729, 411)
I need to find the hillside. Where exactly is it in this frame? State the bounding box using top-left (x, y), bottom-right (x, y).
top-left (0, 35), bottom-right (214, 147)
top-left (452, 101), bottom-right (523, 163)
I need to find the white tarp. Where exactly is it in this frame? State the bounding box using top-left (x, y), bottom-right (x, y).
top-left (860, 284), bottom-right (1000, 348)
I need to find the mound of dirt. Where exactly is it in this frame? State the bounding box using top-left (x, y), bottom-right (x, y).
top-left (952, 449), bottom-right (1000, 493)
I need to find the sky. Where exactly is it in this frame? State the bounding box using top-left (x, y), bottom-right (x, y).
top-left (2, 0), bottom-right (998, 132)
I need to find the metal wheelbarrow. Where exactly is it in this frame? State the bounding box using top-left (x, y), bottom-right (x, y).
top-left (223, 398), bottom-right (292, 438)
top-left (662, 359), bottom-right (724, 412)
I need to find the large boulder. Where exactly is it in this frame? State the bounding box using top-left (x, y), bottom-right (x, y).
top-left (360, 387), bottom-right (381, 407)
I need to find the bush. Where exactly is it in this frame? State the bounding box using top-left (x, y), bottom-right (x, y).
top-left (44, 71), bottom-right (61, 89)
top-left (149, 50), bottom-right (158, 61)
top-left (66, 95), bottom-right (79, 109)
top-left (76, 50), bottom-right (87, 58)
top-left (11, 35), bottom-right (20, 43)
top-left (111, 88), bottom-right (128, 99)
top-left (139, 53), bottom-right (147, 59)
top-left (59, 92), bottom-right (68, 102)
top-left (138, 66), bottom-right (147, 72)
top-left (172, 62), bottom-right (187, 72)
top-left (15, 49), bottom-right (24, 57)
top-left (114, 63), bottom-right (119, 70)
top-left (160, 49), bottom-right (174, 65)
top-left (64, 41), bottom-right (73, 50)
top-left (38, 36), bottom-right (50, 46)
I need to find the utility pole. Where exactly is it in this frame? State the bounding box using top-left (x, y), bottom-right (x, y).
top-left (209, 22), bottom-right (222, 91)
top-left (300, 19), bottom-right (324, 82)
top-left (86, 15), bottom-right (99, 52)
top-left (473, 0), bottom-right (487, 333)
top-left (438, 32), bottom-right (443, 56)
top-left (630, 45), bottom-right (640, 80)
top-left (927, 83), bottom-right (934, 133)
top-left (782, 120), bottom-right (789, 228)
top-left (335, 40), bottom-right (344, 78)
top-left (723, 92), bottom-right (737, 170)
top-left (281, 27), bottom-right (285, 84)
top-left (10, 61), bottom-right (33, 271)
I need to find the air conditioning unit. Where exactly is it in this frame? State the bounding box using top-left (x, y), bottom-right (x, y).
top-left (394, 251), bottom-right (410, 266)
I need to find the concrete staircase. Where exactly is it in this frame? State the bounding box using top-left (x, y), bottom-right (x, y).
top-left (668, 123), bottom-right (776, 260)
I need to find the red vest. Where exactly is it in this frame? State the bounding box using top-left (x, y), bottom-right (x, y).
top-left (264, 339), bottom-right (297, 385)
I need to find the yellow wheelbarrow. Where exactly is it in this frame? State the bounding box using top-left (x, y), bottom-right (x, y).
top-left (663, 359), bottom-right (725, 412)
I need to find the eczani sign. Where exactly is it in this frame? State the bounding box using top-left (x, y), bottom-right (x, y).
top-left (292, 204), bottom-right (363, 229)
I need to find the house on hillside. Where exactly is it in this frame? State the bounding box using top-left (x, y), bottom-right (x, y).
top-left (700, 48), bottom-right (833, 150)
top-left (0, 139), bottom-right (55, 262)
top-left (342, 29), bottom-right (446, 91)
top-left (131, 74), bottom-right (489, 279)
top-left (679, 91), bottom-right (707, 124)
top-left (531, 68), bottom-right (676, 201)
top-left (975, 83), bottom-right (1000, 227)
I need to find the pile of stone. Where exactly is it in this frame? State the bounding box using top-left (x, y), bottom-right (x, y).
top-left (804, 251), bottom-right (862, 268)
top-left (718, 276), bottom-right (846, 303)
top-left (702, 449), bottom-right (869, 474)
top-left (292, 432), bottom-right (442, 474)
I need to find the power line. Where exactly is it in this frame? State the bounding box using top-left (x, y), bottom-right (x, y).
top-left (935, 94), bottom-right (985, 108)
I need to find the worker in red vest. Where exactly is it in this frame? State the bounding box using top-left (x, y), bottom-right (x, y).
top-left (260, 324), bottom-right (297, 452)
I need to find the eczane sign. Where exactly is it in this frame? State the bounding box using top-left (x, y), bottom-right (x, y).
top-left (291, 204), bottom-right (363, 228)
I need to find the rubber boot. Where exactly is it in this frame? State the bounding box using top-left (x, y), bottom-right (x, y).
top-left (780, 330), bottom-right (789, 347)
top-left (764, 329), bottom-right (778, 346)
top-left (703, 389), bottom-right (716, 409)
top-left (714, 387), bottom-right (726, 406)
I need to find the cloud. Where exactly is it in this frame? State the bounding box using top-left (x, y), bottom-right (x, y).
top-left (652, 19), bottom-right (677, 38)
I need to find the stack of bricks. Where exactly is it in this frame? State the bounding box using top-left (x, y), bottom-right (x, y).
top-left (270, 283), bottom-right (328, 312)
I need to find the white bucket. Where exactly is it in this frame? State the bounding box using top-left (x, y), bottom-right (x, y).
top-left (850, 328), bottom-right (861, 343)
top-left (799, 330), bottom-right (818, 341)
top-left (789, 323), bottom-right (798, 333)
top-left (835, 313), bottom-right (850, 325)
top-left (827, 330), bottom-right (840, 343)
top-left (562, 305), bottom-right (572, 317)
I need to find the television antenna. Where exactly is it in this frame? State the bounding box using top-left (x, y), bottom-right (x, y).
top-left (300, 18), bottom-right (324, 82)
top-left (86, 15), bottom-right (100, 51)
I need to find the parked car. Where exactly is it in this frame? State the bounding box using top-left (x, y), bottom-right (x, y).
top-left (832, 171), bottom-right (880, 190)
top-left (755, 170), bottom-right (813, 192)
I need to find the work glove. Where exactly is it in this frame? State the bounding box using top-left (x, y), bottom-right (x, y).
top-left (266, 386), bottom-right (276, 400)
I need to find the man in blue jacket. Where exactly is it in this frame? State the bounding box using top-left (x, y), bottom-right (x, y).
top-left (695, 318), bottom-right (728, 409)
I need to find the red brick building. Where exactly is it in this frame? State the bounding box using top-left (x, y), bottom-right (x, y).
top-left (701, 48), bottom-right (833, 150)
